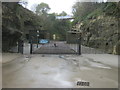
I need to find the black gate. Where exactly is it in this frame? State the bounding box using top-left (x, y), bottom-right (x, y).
top-left (32, 41), bottom-right (81, 54)
top-left (29, 30), bottom-right (81, 55)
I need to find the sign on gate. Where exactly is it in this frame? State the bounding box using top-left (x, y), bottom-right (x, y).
top-left (39, 39), bottom-right (49, 44)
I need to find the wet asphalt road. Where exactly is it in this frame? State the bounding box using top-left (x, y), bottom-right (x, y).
top-left (2, 54), bottom-right (118, 88)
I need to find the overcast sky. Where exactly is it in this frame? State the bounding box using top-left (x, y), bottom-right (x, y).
top-left (22, 0), bottom-right (78, 15)
top-left (21, 0), bottom-right (108, 15)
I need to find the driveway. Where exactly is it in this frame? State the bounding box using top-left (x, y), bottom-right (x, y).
top-left (2, 54), bottom-right (118, 88)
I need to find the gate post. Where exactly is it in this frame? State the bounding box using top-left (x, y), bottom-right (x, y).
top-left (18, 40), bottom-right (24, 54)
top-left (36, 40), bottom-right (38, 48)
top-left (30, 39), bottom-right (33, 54)
top-left (78, 36), bottom-right (81, 55)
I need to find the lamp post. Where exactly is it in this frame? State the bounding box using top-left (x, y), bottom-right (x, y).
top-left (37, 34), bottom-right (39, 48)
top-left (37, 30), bottom-right (39, 48)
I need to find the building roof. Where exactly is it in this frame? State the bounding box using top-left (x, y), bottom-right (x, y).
top-left (56, 16), bottom-right (74, 20)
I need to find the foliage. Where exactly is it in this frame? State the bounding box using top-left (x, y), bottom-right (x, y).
top-left (58, 11), bottom-right (67, 16)
top-left (72, 2), bottom-right (119, 23)
top-left (46, 13), bottom-right (71, 41)
top-left (102, 2), bottom-right (119, 17)
top-left (72, 2), bottom-right (120, 54)
top-left (33, 2), bottom-right (71, 41)
top-left (35, 2), bottom-right (50, 15)
top-left (72, 2), bottom-right (100, 23)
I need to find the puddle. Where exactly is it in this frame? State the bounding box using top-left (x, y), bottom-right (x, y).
top-left (53, 72), bottom-right (73, 87)
top-left (90, 63), bottom-right (111, 69)
top-left (85, 58), bottom-right (111, 69)
top-left (79, 66), bottom-right (92, 70)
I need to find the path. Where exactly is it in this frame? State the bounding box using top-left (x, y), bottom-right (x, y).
top-left (2, 54), bottom-right (118, 88)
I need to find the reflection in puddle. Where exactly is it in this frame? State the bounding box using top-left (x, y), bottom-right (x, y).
top-left (89, 62), bottom-right (111, 69)
top-left (80, 66), bottom-right (92, 70)
top-left (83, 58), bottom-right (111, 69)
top-left (54, 72), bottom-right (73, 87)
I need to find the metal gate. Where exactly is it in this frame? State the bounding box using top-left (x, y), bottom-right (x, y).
top-left (32, 41), bottom-right (81, 54)
top-left (29, 30), bottom-right (81, 55)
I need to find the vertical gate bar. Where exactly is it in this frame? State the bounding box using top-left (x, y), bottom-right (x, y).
top-left (30, 40), bottom-right (33, 54)
top-left (78, 34), bottom-right (81, 55)
top-left (21, 40), bottom-right (23, 54)
top-left (37, 36), bottom-right (39, 48)
top-left (78, 38), bottom-right (81, 55)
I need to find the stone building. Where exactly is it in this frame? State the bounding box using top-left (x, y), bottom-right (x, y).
top-left (66, 29), bottom-right (81, 44)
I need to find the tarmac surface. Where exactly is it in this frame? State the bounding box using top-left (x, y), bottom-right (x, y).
top-left (2, 54), bottom-right (118, 88)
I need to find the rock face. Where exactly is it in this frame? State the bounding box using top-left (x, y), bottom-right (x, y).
top-left (2, 2), bottom-right (42, 52)
top-left (2, 2), bottom-right (22, 52)
top-left (81, 15), bottom-right (119, 54)
top-left (78, 2), bottom-right (120, 54)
